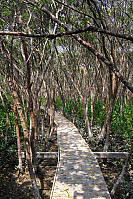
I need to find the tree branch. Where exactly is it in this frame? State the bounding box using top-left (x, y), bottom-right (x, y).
top-left (0, 26), bottom-right (133, 42)
top-left (5, 0), bottom-right (133, 93)
top-left (55, 0), bottom-right (95, 20)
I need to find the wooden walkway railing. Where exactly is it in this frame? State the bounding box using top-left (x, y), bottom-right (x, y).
top-left (50, 112), bottom-right (111, 199)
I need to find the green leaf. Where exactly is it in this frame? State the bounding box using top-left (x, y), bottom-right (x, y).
top-left (34, 5), bottom-right (39, 11)
top-left (2, 10), bottom-right (11, 16)
top-left (23, 12), bottom-right (29, 21)
top-left (40, 0), bottom-right (46, 3)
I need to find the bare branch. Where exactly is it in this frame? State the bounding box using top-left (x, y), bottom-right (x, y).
top-left (0, 26), bottom-right (132, 42)
top-left (2, 0), bottom-right (132, 93)
top-left (0, 31), bottom-right (48, 38)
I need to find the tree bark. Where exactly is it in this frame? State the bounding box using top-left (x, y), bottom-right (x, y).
top-left (15, 108), bottom-right (23, 171)
top-left (83, 99), bottom-right (93, 138)
top-left (99, 74), bottom-right (119, 140)
top-left (90, 90), bottom-right (94, 126)
top-left (21, 38), bottom-right (37, 168)
top-left (13, 90), bottom-right (41, 199)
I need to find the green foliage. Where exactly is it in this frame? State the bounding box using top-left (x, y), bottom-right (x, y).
top-left (40, 96), bottom-right (45, 105)
top-left (2, 10), bottom-right (11, 16)
top-left (0, 93), bottom-right (16, 167)
top-left (0, 134), bottom-right (16, 154)
top-left (93, 99), bottom-right (133, 141)
top-left (56, 97), bottom-right (62, 110)
top-left (65, 98), bottom-right (84, 121)
top-left (81, 68), bottom-right (84, 76)
top-left (59, 96), bottom-right (133, 141)
top-left (0, 104), bottom-right (15, 135)
top-left (73, 98), bottom-right (84, 120)
top-left (23, 12), bottom-right (29, 21)
top-left (70, 0), bottom-right (77, 7)
top-left (82, 18), bottom-right (89, 26)
top-left (111, 99), bottom-right (133, 141)
top-left (66, 100), bottom-right (72, 113)
top-left (0, 108), bottom-right (6, 132)
top-left (33, 4), bottom-right (39, 11)
top-left (40, 0), bottom-right (46, 3)
top-left (0, 134), bottom-right (17, 169)
top-left (93, 100), bottom-right (108, 126)
top-left (89, 33), bottom-right (97, 42)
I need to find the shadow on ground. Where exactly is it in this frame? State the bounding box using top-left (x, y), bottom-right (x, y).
top-left (51, 113), bottom-right (111, 199)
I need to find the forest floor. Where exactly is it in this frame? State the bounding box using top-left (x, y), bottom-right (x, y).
top-left (0, 113), bottom-right (132, 199)
top-left (0, 116), bottom-right (58, 199)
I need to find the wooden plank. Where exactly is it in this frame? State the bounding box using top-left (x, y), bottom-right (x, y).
top-left (94, 152), bottom-right (129, 159)
top-left (51, 112), bottom-right (111, 199)
top-left (36, 152), bottom-right (58, 158)
top-left (21, 152), bottom-right (58, 159)
top-left (21, 151), bottom-right (128, 159)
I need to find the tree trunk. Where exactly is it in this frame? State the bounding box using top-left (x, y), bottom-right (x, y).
top-left (99, 72), bottom-right (119, 140)
top-left (30, 110), bottom-right (37, 168)
top-left (21, 38), bottom-right (37, 169)
top-left (54, 68), bottom-right (66, 114)
top-left (90, 90), bottom-right (94, 126)
top-left (15, 108), bottom-right (23, 171)
top-left (49, 104), bottom-right (55, 139)
top-left (41, 117), bottom-right (45, 139)
top-left (99, 96), bottom-right (114, 140)
top-left (103, 125), bottom-right (110, 152)
top-left (83, 99), bottom-right (93, 138)
top-left (13, 90), bottom-right (41, 199)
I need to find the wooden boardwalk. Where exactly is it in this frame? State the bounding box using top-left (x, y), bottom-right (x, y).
top-left (50, 112), bottom-right (111, 199)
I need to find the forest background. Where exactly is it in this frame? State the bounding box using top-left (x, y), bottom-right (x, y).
top-left (0, 0), bottom-right (133, 199)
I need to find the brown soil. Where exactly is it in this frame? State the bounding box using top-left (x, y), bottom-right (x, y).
top-left (0, 117), bottom-right (58, 199)
top-left (0, 159), bottom-right (57, 199)
top-left (99, 159), bottom-right (133, 199)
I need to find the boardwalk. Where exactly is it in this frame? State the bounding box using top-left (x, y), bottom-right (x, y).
top-left (50, 112), bottom-right (111, 199)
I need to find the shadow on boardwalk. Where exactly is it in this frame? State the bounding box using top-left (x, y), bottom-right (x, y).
top-left (51, 113), bottom-right (111, 199)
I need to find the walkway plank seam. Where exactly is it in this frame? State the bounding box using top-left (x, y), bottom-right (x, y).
top-left (50, 112), bottom-right (111, 199)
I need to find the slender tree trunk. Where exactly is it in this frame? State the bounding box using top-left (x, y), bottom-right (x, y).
top-left (5, 112), bottom-right (9, 143)
top-left (49, 103), bottom-right (55, 139)
top-left (90, 90), bottom-right (94, 126)
top-left (99, 73), bottom-right (119, 140)
top-left (15, 108), bottom-right (23, 171)
top-left (103, 124), bottom-right (110, 152)
top-left (54, 68), bottom-right (66, 114)
top-left (13, 90), bottom-right (41, 199)
top-left (22, 95), bottom-right (28, 121)
top-left (120, 86), bottom-right (126, 113)
top-left (30, 110), bottom-right (37, 168)
top-left (99, 97), bottom-right (114, 140)
top-left (21, 38), bottom-right (37, 169)
top-left (5, 32), bottom-right (41, 198)
top-left (83, 99), bottom-right (93, 138)
top-left (41, 117), bottom-right (45, 139)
